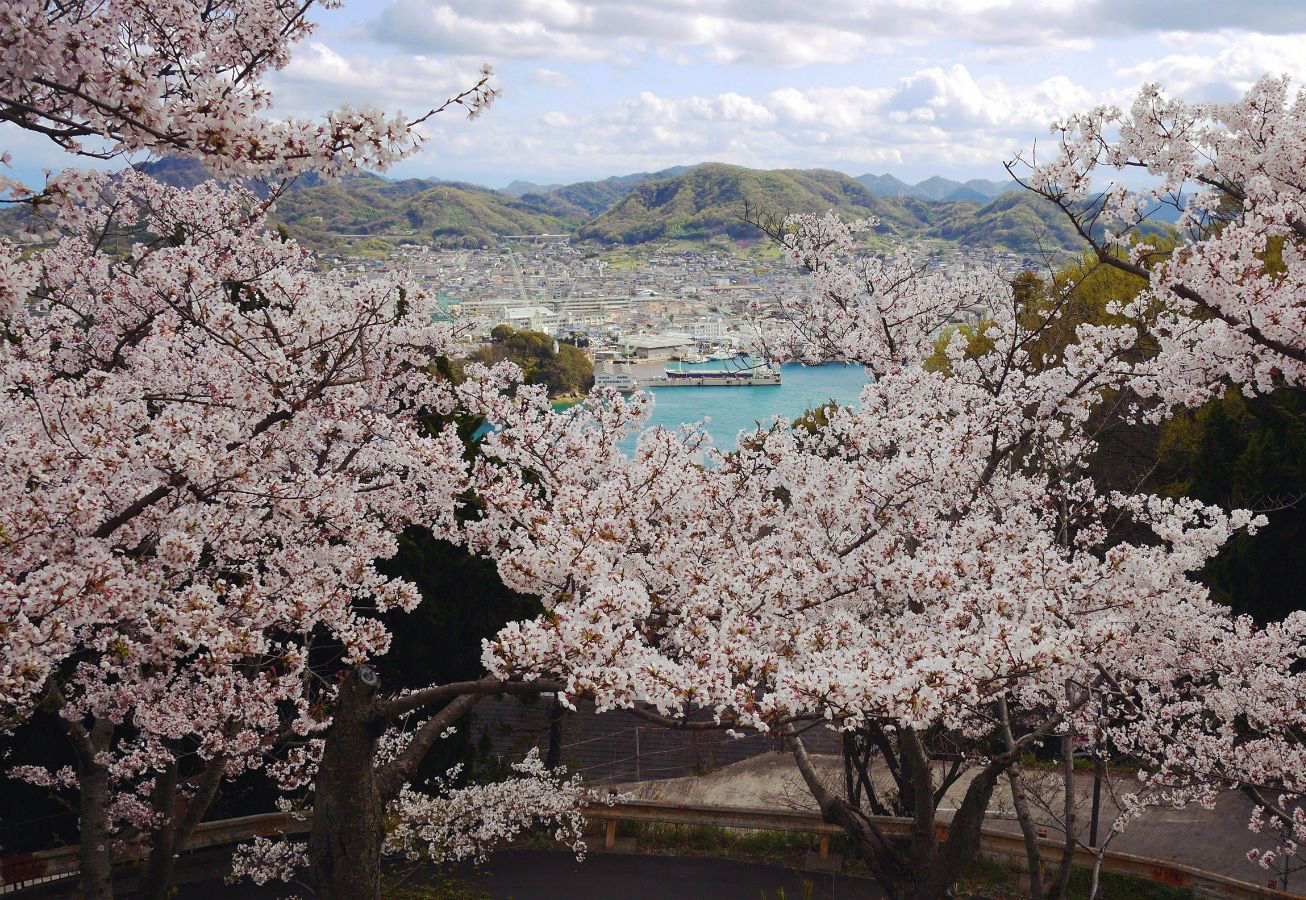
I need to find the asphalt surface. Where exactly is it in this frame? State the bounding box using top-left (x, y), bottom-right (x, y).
top-left (11, 849), bottom-right (884, 899)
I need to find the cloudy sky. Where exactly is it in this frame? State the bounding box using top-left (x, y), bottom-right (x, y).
top-left (8, 0), bottom-right (1306, 189)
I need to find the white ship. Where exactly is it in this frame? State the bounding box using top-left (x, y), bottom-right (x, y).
top-left (643, 366), bottom-right (782, 388)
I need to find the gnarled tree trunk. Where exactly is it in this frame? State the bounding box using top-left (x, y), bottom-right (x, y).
top-left (309, 672), bottom-right (385, 900)
top-left (140, 748), bottom-right (228, 900)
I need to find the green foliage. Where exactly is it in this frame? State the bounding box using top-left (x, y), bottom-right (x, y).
top-left (921, 241), bottom-right (1306, 623)
top-left (577, 163), bottom-right (1089, 253)
top-left (457, 326), bottom-right (594, 398)
top-left (954, 856), bottom-right (1196, 900)
top-left (926, 192), bottom-right (1084, 253)
top-left (579, 164), bottom-right (886, 244)
top-left (272, 175), bottom-right (573, 251)
top-left (1157, 388), bottom-right (1306, 622)
top-left (618, 821), bottom-right (820, 865)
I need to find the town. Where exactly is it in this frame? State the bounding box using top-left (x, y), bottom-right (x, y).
top-left (327, 238), bottom-right (1038, 364)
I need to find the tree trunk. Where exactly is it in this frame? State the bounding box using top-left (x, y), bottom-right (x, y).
top-left (1047, 732), bottom-right (1076, 900)
top-left (141, 761), bottom-right (179, 900)
top-left (77, 758), bottom-right (115, 900)
top-left (897, 728), bottom-right (937, 879)
top-left (545, 697), bottom-right (564, 769)
top-left (1007, 765), bottom-right (1045, 900)
top-left (997, 697), bottom-right (1044, 900)
top-left (141, 749), bottom-right (228, 900)
top-left (59, 709), bottom-right (115, 900)
top-left (912, 762), bottom-right (1003, 900)
top-left (309, 672), bottom-right (384, 900)
top-left (790, 737), bottom-right (910, 899)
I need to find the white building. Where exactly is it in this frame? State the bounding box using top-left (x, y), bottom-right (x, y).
top-left (620, 333), bottom-right (695, 360)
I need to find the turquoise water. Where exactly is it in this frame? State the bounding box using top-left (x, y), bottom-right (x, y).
top-left (625, 361), bottom-right (869, 451)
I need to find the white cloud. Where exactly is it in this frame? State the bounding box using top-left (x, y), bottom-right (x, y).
top-left (531, 67), bottom-right (580, 89)
top-left (269, 41), bottom-right (490, 118)
top-left (396, 63), bottom-right (1110, 182)
top-left (540, 110), bottom-right (576, 126)
top-left (1117, 33), bottom-right (1306, 99)
top-left (364, 0), bottom-right (1104, 67)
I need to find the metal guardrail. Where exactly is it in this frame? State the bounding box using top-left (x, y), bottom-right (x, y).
top-left (590, 799), bottom-right (1302, 899)
top-left (0, 813), bottom-right (310, 894)
top-left (1, 800), bottom-right (1298, 899)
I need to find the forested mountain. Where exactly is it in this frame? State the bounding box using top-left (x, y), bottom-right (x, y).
top-left (272, 176), bottom-right (571, 250)
top-left (923, 191), bottom-right (1086, 252)
top-left (3, 157), bottom-right (1103, 254)
top-left (856, 172), bottom-right (1018, 202)
top-left (575, 163), bottom-right (1084, 252)
top-left (576, 164), bottom-right (887, 243)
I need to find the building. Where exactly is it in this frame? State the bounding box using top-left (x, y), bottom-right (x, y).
top-left (619, 333), bottom-right (695, 360)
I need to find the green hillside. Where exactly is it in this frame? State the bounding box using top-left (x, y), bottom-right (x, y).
top-left (4, 158), bottom-right (1101, 256)
top-left (272, 177), bottom-right (572, 250)
top-left (516, 165), bottom-right (697, 218)
top-left (572, 163), bottom-right (1080, 252)
top-left (577, 164), bottom-right (894, 244)
top-left (924, 192), bottom-right (1085, 253)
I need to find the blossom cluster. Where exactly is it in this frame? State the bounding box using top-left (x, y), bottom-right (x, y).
top-left (0, 0), bottom-right (496, 180)
top-left (461, 208), bottom-right (1303, 867)
top-left (0, 169), bottom-right (470, 831)
top-left (1020, 76), bottom-right (1306, 406)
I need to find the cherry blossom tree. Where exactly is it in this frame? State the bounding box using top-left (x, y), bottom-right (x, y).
top-left (1008, 75), bottom-right (1306, 408)
top-left (229, 726), bottom-right (599, 890)
top-left (0, 3), bottom-right (593, 899)
top-left (0, 0), bottom-right (496, 181)
top-left (458, 209), bottom-right (1304, 900)
top-left (1006, 75), bottom-right (1306, 889)
top-left (0, 169), bottom-right (478, 898)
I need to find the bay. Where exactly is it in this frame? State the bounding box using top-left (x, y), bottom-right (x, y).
top-left (623, 361), bottom-right (869, 452)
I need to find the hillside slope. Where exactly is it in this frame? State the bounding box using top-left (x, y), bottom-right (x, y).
top-left (6, 158), bottom-right (1107, 255)
top-left (924, 192), bottom-right (1090, 253)
top-left (576, 163), bottom-right (1083, 252)
top-left (578, 164), bottom-right (894, 244)
top-left (272, 178), bottom-right (572, 250)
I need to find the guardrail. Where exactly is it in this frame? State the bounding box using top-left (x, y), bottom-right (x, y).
top-left (590, 799), bottom-right (1301, 899)
top-left (2, 801), bottom-right (1299, 899)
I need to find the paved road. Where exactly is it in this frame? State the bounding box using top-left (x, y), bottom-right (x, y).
top-left (447, 849), bottom-right (883, 900)
top-left (11, 849), bottom-right (883, 899)
top-left (623, 751), bottom-right (1289, 889)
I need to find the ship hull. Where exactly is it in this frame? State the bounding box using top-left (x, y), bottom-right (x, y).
top-left (643, 375), bottom-right (781, 387)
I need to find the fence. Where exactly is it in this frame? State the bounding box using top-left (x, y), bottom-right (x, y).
top-left (471, 694), bottom-right (838, 782)
top-left (2, 800), bottom-right (1300, 899)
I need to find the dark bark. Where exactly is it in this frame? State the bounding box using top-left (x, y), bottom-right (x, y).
top-left (545, 697), bottom-right (564, 769)
top-left (54, 701), bottom-right (115, 900)
top-left (898, 728), bottom-right (937, 878)
top-left (141, 749), bottom-right (228, 900)
top-left (309, 672), bottom-right (385, 900)
top-left (1047, 732), bottom-right (1077, 900)
top-left (998, 698), bottom-right (1045, 900)
top-left (76, 755), bottom-right (114, 900)
top-left (913, 757), bottom-right (1004, 900)
top-left (791, 737), bottom-right (911, 899)
top-left (141, 761), bottom-right (179, 900)
top-left (1007, 765), bottom-right (1045, 900)
top-left (377, 693), bottom-right (480, 802)
top-left (307, 673), bottom-right (557, 898)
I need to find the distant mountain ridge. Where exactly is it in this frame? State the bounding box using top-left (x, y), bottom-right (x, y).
top-left (75, 158), bottom-right (1163, 256)
top-left (855, 172), bottom-right (1019, 203)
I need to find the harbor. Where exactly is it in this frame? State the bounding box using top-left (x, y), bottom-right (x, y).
top-left (617, 360), bottom-right (869, 452)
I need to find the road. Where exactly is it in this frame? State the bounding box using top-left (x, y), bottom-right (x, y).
top-left (622, 752), bottom-right (1290, 890)
top-left (10, 848), bottom-right (882, 899)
